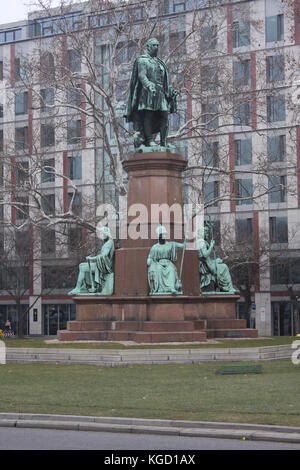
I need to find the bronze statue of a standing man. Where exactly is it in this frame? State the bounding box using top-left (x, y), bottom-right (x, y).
top-left (124, 38), bottom-right (179, 152)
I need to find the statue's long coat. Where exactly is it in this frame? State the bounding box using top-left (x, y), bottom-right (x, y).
top-left (124, 54), bottom-right (176, 132)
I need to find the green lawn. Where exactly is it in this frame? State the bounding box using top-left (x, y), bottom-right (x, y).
top-left (0, 361), bottom-right (299, 426)
top-left (2, 336), bottom-right (295, 350)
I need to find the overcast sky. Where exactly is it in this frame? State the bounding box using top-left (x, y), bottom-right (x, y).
top-left (0, 0), bottom-right (62, 24)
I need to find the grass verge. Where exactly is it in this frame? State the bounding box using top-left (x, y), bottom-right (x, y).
top-left (0, 360), bottom-right (299, 427)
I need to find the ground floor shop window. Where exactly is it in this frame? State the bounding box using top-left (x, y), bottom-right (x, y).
top-left (272, 302), bottom-right (295, 336)
top-left (43, 304), bottom-right (76, 336)
top-left (0, 304), bottom-right (29, 336)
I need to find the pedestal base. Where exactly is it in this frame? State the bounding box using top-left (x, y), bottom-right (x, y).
top-left (58, 295), bottom-right (258, 343)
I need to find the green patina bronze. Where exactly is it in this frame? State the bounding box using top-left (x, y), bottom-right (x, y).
top-left (125, 38), bottom-right (179, 153)
top-left (147, 225), bottom-right (184, 295)
top-left (197, 224), bottom-right (237, 295)
top-left (69, 227), bottom-right (115, 296)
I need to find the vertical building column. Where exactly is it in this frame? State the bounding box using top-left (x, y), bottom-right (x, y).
top-left (81, 79), bottom-right (86, 149)
top-left (29, 226), bottom-right (42, 335)
top-left (63, 150), bottom-right (68, 212)
top-left (229, 133), bottom-right (235, 213)
top-left (255, 292), bottom-right (272, 336)
top-left (29, 224), bottom-right (34, 296)
top-left (10, 44), bottom-right (15, 88)
top-left (11, 156), bottom-right (15, 225)
top-left (251, 52), bottom-right (257, 130)
top-left (186, 78), bottom-right (192, 138)
top-left (253, 211), bottom-right (260, 292)
top-left (10, 44), bottom-right (16, 224)
top-left (227, 4), bottom-right (233, 54)
top-left (297, 127), bottom-right (300, 208)
top-left (295, 0), bottom-right (300, 44)
top-left (28, 88), bottom-right (33, 154)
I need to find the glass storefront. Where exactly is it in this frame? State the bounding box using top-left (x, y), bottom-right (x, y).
top-left (43, 304), bottom-right (76, 336)
top-left (0, 304), bottom-right (29, 335)
top-left (272, 302), bottom-right (295, 336)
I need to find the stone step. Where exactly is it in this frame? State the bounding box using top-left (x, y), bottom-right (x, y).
top-left (206, 319), bottom-right (247, 329)
top-left (206, 329), bottom-right (258, 339)
top-left (58, 330), bottom-right (207, 343)
top-left (68, 320), bottom-right (206, 333)
top-left (116, 321), bottom-right (197, 332)
top-left (67, 321), bottom-right (112, 331)
top-left (132, 331), bottom-right (207, 343)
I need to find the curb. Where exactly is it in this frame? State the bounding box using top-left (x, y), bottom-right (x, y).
top-left (5, 344), bottom-right (293, 366)
top-left (1, 414), bottom-right (300, 444)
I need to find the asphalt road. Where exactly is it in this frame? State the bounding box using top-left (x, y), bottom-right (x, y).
top-left (0, 427), bottom-right (299, 450)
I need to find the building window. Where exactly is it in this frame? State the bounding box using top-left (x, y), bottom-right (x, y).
top-left (234, 100), bottom-right (251, 126)
top-left (201, 65), bottom-right (218, 91)
top-left (203, 141), bottom-right (219, 167)
top-left (268, 175), bottom-right (287, 203)
top-left (0, 29), bottom-right (22, 43)
top-left (235, 179), bottom-right (253, 205)
top-left (236, 218), bottom-right (253, 243)
top-left (266, 55), bottom-right (285, 82)
top-left (0, 162), bottom-right (3, 187)
top-left (200, 25), bottom-right (217, 50)
top-left (41, 194), bottom-right (55, 215)
top-left (116, 80), bottom-right (128, 100)
top-left (15, 195), bottom-right (29, 221)
top-left (15, 161), bottom-right (29, 186)
top-left (233, 59), bottom-right (250, 87)
top-left (272, 259), bottom-right (300, 284)
top-left (202, 101), bottom-right (219, 130)
top-left (67, 153), bottom-right (82, 180)
top-left (67, 192), bottom-right (82, 216)
top-left (67, 49), bottom-right (81, 73)
top-left (116, 41), bottom-right (137, 65)
top-left (15, 58), bottom-right (26, 82)
top-left (0, 103), bottom-right (3, 119)
top-left (267, 95), bottom-right (285, 122)
top-left (15, 91), bottom-right (28, 115)
top-left (40, 88), bottom-right (54, 113)
top-left (41, 124), bottom-right (55, 147)
top-left (0, 62), bottom-right (3, 81)
top-left (0, 129), bottom-right (3, 152)
top-left (267, 135), bottom-right (286, 162)
top-left (15, 126), bottom-right (28, 151)
top-left (67, 119), bottom-right (82, 145)
top-left (269, 216), bottom-right (288, 243)
top-left (67, 85), bottom-right (82, 107)
top-left (169, 31), bottom-right (186, 54)
top-left (40, 52), bottom-right (55, 80)
top-left (204, 181), bottom-right (219, 207)
top-left (173, 0), bottom-right (185, 13)
top-left (41, 228), bottom-right (56, 255)
top-left (232, 21), bottom-right (250, 48)
top-left (234, 138), bottom-right (252, 165)
top-left (41, 158), bottom-right (55, 183)
top-left (68, 226), bottom-right (82, 253)
top-left (266, 14), bottom-right (284, 43)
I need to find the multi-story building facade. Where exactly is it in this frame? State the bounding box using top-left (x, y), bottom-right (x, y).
top-left (0, 0), bottom-right (299, 337)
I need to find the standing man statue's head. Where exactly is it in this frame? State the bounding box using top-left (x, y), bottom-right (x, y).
top-left (146, 38), bottom-right (159, 57)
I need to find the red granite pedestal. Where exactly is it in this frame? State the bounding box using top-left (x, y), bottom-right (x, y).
top-left (58, 152), bottom-right (257, 343)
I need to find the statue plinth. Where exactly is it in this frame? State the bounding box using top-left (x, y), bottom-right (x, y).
top-left (122, 152), bottom-right (187, 248)
top-left (59, 151), bottom-right (258, 343)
